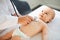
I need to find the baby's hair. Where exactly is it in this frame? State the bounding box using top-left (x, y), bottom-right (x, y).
top-left (45, 6), bottom-right (55, 20)
top-left (50, 9), bottom-right (55, 20)
top-left (40, 6), bottom-right (55, 23)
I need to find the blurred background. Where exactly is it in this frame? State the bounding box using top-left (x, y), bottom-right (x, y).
top-left (19, 0), bottom-right (60, 10)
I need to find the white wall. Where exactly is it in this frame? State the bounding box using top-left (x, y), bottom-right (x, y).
top-left (40, 0), bottom-right (60, 10)
top-left (19, 0), bottom-right (60, 10)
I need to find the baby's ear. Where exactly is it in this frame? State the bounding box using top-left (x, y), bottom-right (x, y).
top-left (51, 15), bottom-right (55, 20)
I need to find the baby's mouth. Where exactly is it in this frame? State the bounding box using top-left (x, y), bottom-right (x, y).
top-left (46, 21), bottom-right (50, 23)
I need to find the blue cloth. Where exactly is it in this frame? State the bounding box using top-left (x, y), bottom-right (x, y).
top-left (10, 0), bottom-right (32, 15)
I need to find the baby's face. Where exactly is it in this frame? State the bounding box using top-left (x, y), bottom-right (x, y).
top-left (39, 10), bottom-right (55, 23)
top-left (39, 12), bottom-right (52, 23)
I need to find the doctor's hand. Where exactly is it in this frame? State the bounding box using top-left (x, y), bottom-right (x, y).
top-left (18, 16), bottom-right (33, 26)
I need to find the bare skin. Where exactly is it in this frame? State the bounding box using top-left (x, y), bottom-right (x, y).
top-left (11, 36), bottom-right (21, 40)
top-left (0, 30), bottom-right (14, 40)
top-left (39, 6), bottom-right (55, 23)
top-left (20, 20), bottom-right (48, 40)
top-left (18, 15), bottom-right (33, 26)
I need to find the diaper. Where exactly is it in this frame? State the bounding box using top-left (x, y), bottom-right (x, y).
top-left (12, 28), bottom-right (30, 40)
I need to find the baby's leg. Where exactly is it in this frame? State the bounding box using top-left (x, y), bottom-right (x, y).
top-left (0, 30), bottom-right (13, 40)
top-left (20, 21), bottom-right (48, 40)
top-left (11, 36), bottom-right (21, 40)
top-left (0, 30), bottom-right (22, 40)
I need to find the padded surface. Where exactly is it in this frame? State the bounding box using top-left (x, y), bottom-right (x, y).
top-left (30, 10), bottom-right (60, 40)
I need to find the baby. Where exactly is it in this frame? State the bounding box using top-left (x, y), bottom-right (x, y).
top-left (0, 5), bottom-right (55, 40)
top-left (12, 5), bottom-right (55, 40)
